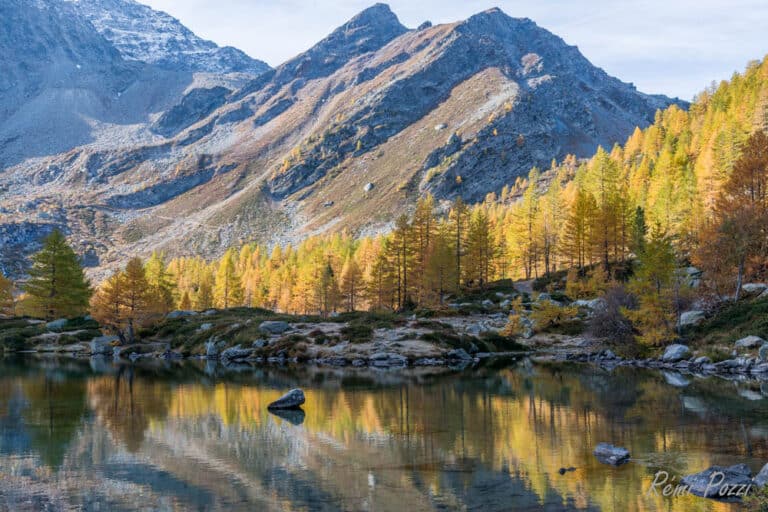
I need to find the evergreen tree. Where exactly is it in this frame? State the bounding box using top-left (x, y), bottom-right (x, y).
top-left (0, 273), bottom-right (14, 316)
top-left (214, 249), bottom-right (243, 309)
top-left (23, 230), bottom-right (91, 319)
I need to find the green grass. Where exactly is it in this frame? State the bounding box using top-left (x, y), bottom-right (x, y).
top-left (690, 298), bottom-right (768, 346)
top-left (340, 323), bottom-right (374, 343)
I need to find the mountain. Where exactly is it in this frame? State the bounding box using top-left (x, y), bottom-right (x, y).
top-left (0, 3), bottom-right (683, 278)
top-left (64, 0), bottom-right (270, 75)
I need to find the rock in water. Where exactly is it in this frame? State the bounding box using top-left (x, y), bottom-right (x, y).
top-left (220, 345), bottom-right (253, 363)
top-left (205, 339), bottom-right (220, 359)
top-left (754, 463), bottom-right (768, 488)
top-left (662, 344), bottom-right (691, 363)
top-left (268, 389), bottom-right (306, 410)
top-left (681, 464), bottom-right (753, 499)
top-left (593, 443), bottom-right (630, 466)
top-left (90, 335), bottom-right (119, 355)
top-left (269, 408), bottom-right (306, 426)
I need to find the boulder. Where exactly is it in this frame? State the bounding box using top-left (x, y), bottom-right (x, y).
top-left (259, 321), bottom-right (291, 335)
top-left (681, 464), bottom-right (753, 499)
top-left (574, 298), bottom-right (607, 310)
top-left (662, 344), bottom-right (691, 363)
top-left (593, 443), bottom-right (630, 466)
top-left (500, 299), bottom-right (512, 309)
top-left (198, 323), bottom-right (213, 332)
top-left (166, 310), bottom-right (197, 319)
top-left (760, 344), bottom-right (768, 362)
top-left (205, 339), bottom-right (220, 359)
top-left (220, 345), bottom-right (253, 363)
top-left (481, 299), bottom-right (495, 308)
top-left (267, 389), bottom-right (305, 410)
top-left (693, 356), bottom-right (712, 366)
top-left (46, 318), bottom-right (68, 331)
top-left (678, 311), bottom-right (705, 328)
top-left (754, 463), bottom-right (768, 488)
top-left (369, 352), bottom-right (408, 367)
top-left (89, 335), bottom-right (119, 355)
top-left (742, 283), bottom-right (768, 295)
top-left (252, 339), bottom-right (267, 349)
top-left (736, 335), bottom-right (766, 349)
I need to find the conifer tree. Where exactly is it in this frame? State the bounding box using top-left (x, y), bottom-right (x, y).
top-left (0, 273), bottom-right (14, 316)
top-left (340, 256), bottom-right (362, 312)
top-left (23, 230), bottom-right (91, 319)
top-left (214, 249), bottom-right (243, 309)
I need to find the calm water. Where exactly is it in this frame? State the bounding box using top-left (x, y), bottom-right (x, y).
top-left (0, 356), bottom-right (766, 511)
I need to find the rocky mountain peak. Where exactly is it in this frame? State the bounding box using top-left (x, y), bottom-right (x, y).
top-left (64, 0), bottom-right (270, 75)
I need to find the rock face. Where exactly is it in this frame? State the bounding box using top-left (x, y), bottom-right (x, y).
top-left (681, 464), bottom-right (754, 499)
top-left (64, 0), bottom-right (270, 75)
top-left (662, 344), bottom-right (691, 363)
top-left (736, 336), bottom-right (766, 349)
top-left (0, 3), bottom-right (683, 277)
top-left (267, 389), bottom-right (306, 410)
top-left (593, 443), bottom-right (630, 466)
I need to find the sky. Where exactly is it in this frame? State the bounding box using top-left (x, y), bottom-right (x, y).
top-left (142, 0), bottom-right (768, 100)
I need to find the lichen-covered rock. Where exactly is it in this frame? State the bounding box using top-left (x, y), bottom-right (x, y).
top-left (678, 311), bottom-right (705, 328)
top-left (267, 389), bottom-right (306, 410)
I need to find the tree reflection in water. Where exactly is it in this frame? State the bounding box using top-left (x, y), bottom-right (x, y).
top-left (0, 356), bottom-right (764, 511)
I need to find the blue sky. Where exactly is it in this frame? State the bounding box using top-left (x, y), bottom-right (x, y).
top-left (143, 0), bottom-right (768, 100)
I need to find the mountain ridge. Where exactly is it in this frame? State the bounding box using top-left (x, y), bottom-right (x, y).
top-left (0, 2), bottom-right (685, 279)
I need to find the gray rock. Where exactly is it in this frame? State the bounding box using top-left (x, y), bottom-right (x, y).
top-left (259, 321), bottom-right (291, 334)
top-left (205, 339), bottom-right (220, 358)
top-left (593, 443), bottom-right (630, 466)
top-left (364, 182), bottom-right (375, 193)
top-left (736, 336), bottom-right (767, 349)
top-left (662, 344), bottom-right (691, 363)
top-left (166, 310), bottom-right (197, 319)
top-left (220, 345), bottom-right (252, 363)
top-left (447, 348), bottom-right (473, 361)
top-left (202, 309), bottom-right (218, 316)
top-left (268, 389), bottom-right (306, 410)
top-left (252, 339), bottom-right (267, 349)
top-left (760, 344), bottom-right (768, 362)
top-left (369, 352), bottom-right (408, 367)
top-left (198, 323), bottom-right (213, 332)
top-left (89, 335), bottom-right (119, 355)
top-left (678, 310), bottom-right (705, 328)
top-left (681, 464), bottom-right (753, 499)
top-left (46, 318), bottom-right (68, 331)
top-left (742, 283), bottom-right (768, 295)
top-left (414, 358), bottom-right (445, 366)
top-left (481, 299), bottom-right (495, 308)
top-left (500, 299), bottom-right (512, 309)
top-left (754, 463), bottom-right (768, 488)
top-left (693, 356), bottom-right (712, 366)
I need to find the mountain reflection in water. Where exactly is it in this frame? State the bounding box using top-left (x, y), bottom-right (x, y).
top-left (1, 356), bottom-right (766, 511)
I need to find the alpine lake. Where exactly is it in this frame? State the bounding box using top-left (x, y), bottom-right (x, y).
top-left (1, 354), bottom-right (766, 511)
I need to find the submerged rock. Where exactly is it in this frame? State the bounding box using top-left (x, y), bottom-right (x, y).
top-left (593, 443), bottom-right (630, 466)
top-left (662, 344), bottom-right (691, 363)
top-left (681, 464), bottom-right (753, 499)
top-left (269, 407), bottom-right (306, 426)
top-left (268, 389), bottom-right (305, 410)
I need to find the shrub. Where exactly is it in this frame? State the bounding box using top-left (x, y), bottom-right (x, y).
top-left (531, 301), bottom-right (579, 333)
top-left (340, 323), bottom-right (374, 343)
top-left (588, 285), bottom-right (636, 345)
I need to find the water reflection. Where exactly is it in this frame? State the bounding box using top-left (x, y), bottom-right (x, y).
top-left (0, 356), bottom-right (765, 511)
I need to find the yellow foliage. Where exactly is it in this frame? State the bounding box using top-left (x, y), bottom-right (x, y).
top-left (530, 301), bottom-right (578, 332)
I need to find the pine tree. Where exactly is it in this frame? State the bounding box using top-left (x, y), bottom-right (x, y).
top-left (23, 230), bottom-right (91, 319)
top-left (449, 197), bottom-right (469, 290)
